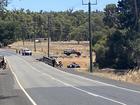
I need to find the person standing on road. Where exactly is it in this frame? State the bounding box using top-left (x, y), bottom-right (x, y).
top-left (16, 49), bottom-right (18, 53)
top-left (52, 59), bottom-right (56, 67)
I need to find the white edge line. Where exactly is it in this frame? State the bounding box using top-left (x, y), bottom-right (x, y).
top-left (27, 63), bottom-right (127, 105)
top-left (37, 61), bottom-right (140, 94)
top-left (38, 69), bottom-right (127, 105)
top-left (53, 65), bottom-right (140, 94)
top-left (5, 50), bottom-right (140, 94)
top-left (6, 59), bottom-right (38, 105)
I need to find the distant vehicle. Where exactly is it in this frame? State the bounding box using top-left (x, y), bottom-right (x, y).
top-left (64, 49), bottom-right (81, 56)
top-left (35, 39), bottom-right (41, 43)
top-left (21, 48), bottom-right (32, 56)
top-left (67, 62), bottom-right (80, 68)
top-left (8, 45), bottom-right (12, 48)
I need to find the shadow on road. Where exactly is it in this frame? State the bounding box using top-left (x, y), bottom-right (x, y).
top-left (0, 95), bottom-right (17, 100)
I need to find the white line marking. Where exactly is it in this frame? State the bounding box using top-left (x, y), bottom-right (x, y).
top-left (53, 65), bottom-right (140, 94)
top-left (43, 63), bottom-right (140, 94)
top-left (17, 58), bottom-right (127, 105)
top-left (7, 59), bottom-right (38, 105)
top-left (31, 58), bottom-right (140, 94)
top-left (36, 69), bottom-right (127, 105)
top-left (5, 50), bottom-right (140, 94)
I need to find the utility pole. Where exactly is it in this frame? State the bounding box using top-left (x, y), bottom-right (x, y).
top-left (48, 16), bottom-right (51, 57)
top-left (34, 33), bottom-right (36, 52)
top-left (60, 23), bottom-right (63, 41)
top-left (82, 0), bottom-right (97, 73)
top-left (21, 25), bottom-right (25, 46)
top-left (134, 0), bottom-right (138, 30)
top-left (33, 22), bottom-right (37, 52)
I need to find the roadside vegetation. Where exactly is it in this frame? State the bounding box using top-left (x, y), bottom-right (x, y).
top-left (0, 0), bottom-right (140, 83)
top-left (94, 70), bottom-right (140, 84)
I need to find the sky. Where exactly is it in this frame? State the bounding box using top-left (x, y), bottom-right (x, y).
top-left (7, 0), bottom-right (118, 12)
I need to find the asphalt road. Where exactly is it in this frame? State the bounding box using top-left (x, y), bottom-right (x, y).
top-left (0, 54), bottom-right (33, 105)
top-left (0, 49), bottom-right (140, 105)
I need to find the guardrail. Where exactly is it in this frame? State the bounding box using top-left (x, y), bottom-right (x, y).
top-left (42, 56), bottom-right (56, 67)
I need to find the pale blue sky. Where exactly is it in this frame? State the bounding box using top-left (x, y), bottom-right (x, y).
top-left (7, 0), bottom-right (118, 12)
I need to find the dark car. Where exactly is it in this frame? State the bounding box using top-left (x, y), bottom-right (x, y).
top-left (67, 62), bottom-right (80, 68)
top-left (64, 49), bottom-right (81, 56)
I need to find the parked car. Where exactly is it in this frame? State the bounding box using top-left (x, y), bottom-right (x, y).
top-left (67, 62), bottom-right (80, 68)
top-left (21, 48), bottom-right (32, 56)
top-left (64, 49), bottom-right (81, 56)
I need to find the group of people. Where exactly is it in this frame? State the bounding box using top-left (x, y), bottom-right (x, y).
top-left (16, 49), bottom-right (21, 54)
top-left (52, 59), bottom-right (63, 68)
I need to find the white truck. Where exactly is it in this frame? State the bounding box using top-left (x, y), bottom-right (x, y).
top-left (21, 48), bottom-right (32, 56)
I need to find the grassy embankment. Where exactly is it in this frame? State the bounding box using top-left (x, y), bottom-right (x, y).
top-left (94, 70), bottom-right (140, 84)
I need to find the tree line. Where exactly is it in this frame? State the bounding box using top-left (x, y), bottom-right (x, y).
top-left (0, 0), bottom-right (139, 69)
top-left (96, 0), bottom-right (140, 69)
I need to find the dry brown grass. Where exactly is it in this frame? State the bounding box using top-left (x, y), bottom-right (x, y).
top-left (94, 70), bottom-right (140, 84)
top-left (11, 41), bottom-right (89, 54)
top-left (11, 41), bottom-right (96, 68)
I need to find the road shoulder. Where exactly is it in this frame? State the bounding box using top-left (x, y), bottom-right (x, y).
top-left (0, 67), bottom-right (33, 105)
top-left (59, 68), bottom-right (140, 92)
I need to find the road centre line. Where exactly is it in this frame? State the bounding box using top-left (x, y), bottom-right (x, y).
top-left (7, 58), bottom-right (38, 105)
top-left (5, 51), bottom-right (140, 94)
top-left (47, 63), bottom-right (140, 94)
top-left (36, 68), bottom-right (127, 105)
top-left (33, 56), bottom-right (140, 95)
top-left (18, 57), bottom-right (127, 105)
top-left (60, 69), bottom-right (140, 94)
